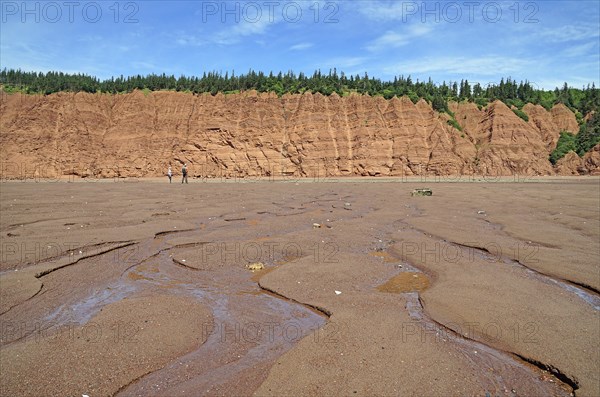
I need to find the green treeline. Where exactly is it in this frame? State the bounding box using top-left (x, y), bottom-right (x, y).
top-left (1, 68), bottom-right (599, 116)
top-left (550, 113), bottom-right (600, 164)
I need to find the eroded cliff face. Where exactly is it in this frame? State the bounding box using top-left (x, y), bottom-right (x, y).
top-left (0, 90), bottom-right (595, 179)
top-left (555, 151), bottom-right (585, 175)
top-left (554, 144), bottom-right (600, 177)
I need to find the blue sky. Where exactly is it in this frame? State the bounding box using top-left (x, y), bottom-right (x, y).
top-left (1, 0), bottom-right (599, 90)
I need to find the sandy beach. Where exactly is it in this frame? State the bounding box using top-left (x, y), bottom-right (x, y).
top-left (0, 177), bottom-right (598, 396)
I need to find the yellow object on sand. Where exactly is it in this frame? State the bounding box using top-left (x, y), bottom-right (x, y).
top-left (246, 262), bottom-right (265, 272)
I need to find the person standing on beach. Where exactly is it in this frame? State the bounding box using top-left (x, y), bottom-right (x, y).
top-left (167, 166), bottom-right (172, 183)
top-left (182, 163), bottom-right (188, 184)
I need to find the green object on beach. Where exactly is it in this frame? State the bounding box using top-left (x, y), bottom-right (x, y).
top-left (411, 188), bottom-right (433, 196)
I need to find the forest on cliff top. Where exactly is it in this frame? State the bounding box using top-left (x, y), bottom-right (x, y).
top-left (2, 68), bottom-right (599, 117)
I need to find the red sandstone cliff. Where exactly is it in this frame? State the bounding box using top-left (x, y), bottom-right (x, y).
top-left (0, 90), bottom-right (596, 179)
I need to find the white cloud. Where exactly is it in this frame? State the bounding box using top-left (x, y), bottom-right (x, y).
top-left (367, 31), bottom-right (410, 50)
top-left (383, 56), bottom-right (534, 76)
top-left (358, 1), bottom-right (409, 22)
top-left (214, 18), bottom-right (273, 45)
top-left (536, 24), bottom-right (600, 43)
top-left (174, 32), bottom-right (207, 47)
top-left (77, 35), bottom-right (104, 43)
top-left (173, 17), bottom-right (274, 47)
top-left (366, 25), bottom-right (433, 52)
top-left (1, 42), bottom-right (52, 70)
top-left (320, 57), bottom-right (368, 69)
top-left (290, 42), bottom-right (313, 51)
top-left (357, 1), bottom-right (505, 22)
top-left (535, 76), bottom-right (597, 91)
top-left (561, 42), bottom-right (598, 57)
top-left (131, 61), bottom-right (157, 71)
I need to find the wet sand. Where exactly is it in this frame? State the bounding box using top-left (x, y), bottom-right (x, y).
top-left (0, 177), bottom-right (598, 396)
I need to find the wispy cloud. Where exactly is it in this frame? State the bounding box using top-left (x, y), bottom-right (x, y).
top-left (1, 42), bottom-right (53, 70)
top-left (173, 17), bottom-right (274, 47)
top-left (174, 32), bottom-right (207, 47)
top-left (131, 61), bottom-right (157, 71)
top-left (383, 56), bottom-right (534, 76)
top-left (320, 57), bottom-right (368, 69)
top-left (214, 18), bottom-right (273, 45)
top-left (357, 1), bottom-right (507, 22)
top-left (535, 24), bottom-right (600, 43)
top-left (366, 25), bottom-right (433, 52)
top-left (290, 42), bottom-right (313, 51)
top-left (358, 1), bottom-right (409, 22)
top-left (562, 41), bottom-right (598, 57)
top-left (535, 76), bottom-right (597, 91)
top-left (77, 35), bottom-right (104, 43)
